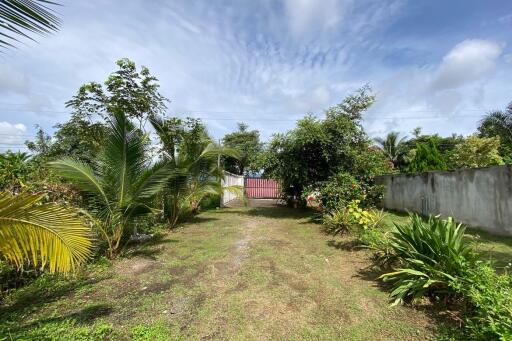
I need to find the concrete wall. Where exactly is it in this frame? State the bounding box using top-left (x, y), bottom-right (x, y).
top-left (376, 166), bottom-right (512, 235)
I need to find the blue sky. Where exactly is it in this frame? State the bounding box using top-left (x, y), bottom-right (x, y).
top-left (1, 0), bottom-right (511, 150)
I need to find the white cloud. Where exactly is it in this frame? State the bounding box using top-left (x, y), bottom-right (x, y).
top-left (430, 39), bottom-right (502, 91)
top-left (504, 53), bottom-right (512, 64)
top-left (0, 122), bottom-right (28, 147)
top-left (283, 0), bottom-right (350, 38)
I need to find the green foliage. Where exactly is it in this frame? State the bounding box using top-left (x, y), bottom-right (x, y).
top-left (450, 135), bottom-right (504, 169)
top-left (322, 199), bottom-right (385, 235)
top-left (313, 172), bottom-right (384, 212)
top-left (0, 192), bottom-right (93, 274)
top-left (374, 131), bottom-right (408, 168)
top-left (0, 151), bottom-right (33, 193)
top-left (380, 214), bottom-right (476, 305)
top-left (453, 264), bottom-right (512, 340)
top-left (150, 115), bottom-right (241, 227)
top-left (407, 139), bottom-right (447, 172)
top-left (50, 111), bottom-right (174, 258)
top-left (27, 117), bottom-right (107, 165)
top-left (260, 86), bottom-right (390, 204)
top-left (0, 0), bottom-right (61, 50)
top-left (66, 58), bottom-right (168, 129)
top-left (222, 122), bottom-right (263, 175)
top-left (478, 105), bottom-right (512, 164)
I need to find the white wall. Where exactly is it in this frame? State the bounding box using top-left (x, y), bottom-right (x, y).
top-left (376, 166), bottom-right (512, 235)
top-left (221, 171), bottom-right (244, 207)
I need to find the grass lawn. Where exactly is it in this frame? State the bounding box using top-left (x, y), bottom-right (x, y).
top-left (0, 205), bottom-right (441, 340)
top-left (384, 211), bottom-right (512, 270)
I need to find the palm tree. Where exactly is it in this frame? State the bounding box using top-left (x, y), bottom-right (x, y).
top-left (0, 0), bottom-right (61, 50)
top-left (50, 111), bottom-right (174, 258)
top-left (374, 132), bottom-right (408, 167)
top-left (0, 192), bottom-right (92, 273)
top-left (151, 116), bottom-right (242, 227)
top-left (479, 106), bottom-right (512, 161)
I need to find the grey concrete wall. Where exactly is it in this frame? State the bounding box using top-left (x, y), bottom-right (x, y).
top-left (376, 166), bottom-right (512, 235)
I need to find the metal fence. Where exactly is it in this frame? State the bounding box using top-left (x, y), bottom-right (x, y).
top-left (244, 177), bottom-right (280, 199)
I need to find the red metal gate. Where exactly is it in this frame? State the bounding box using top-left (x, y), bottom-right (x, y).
top-left (244, 178), bottom-right (281, 199)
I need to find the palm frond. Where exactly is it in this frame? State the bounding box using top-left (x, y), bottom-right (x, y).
top-left (0, 0), bottom-right (61, 49)
top-left (48, 157), bottom-right (111, 211)
top-left (0, 192), bottom-right (93, 273)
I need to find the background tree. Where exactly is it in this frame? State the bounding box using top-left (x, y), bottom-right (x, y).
top-left (450, 135), bottom-right (504, 169)
top-left (260, 86), bottom-right (390, 205)
top-left (478, 104), bottom-right (512, 164)
top-left (0, 151), bottom-right (32, 193)
top-left (374, 132), bottom-right (407, 168)
top-left (407, 139), bottom-right (447, 172)
top-left (0, 0), bottom-right (60, 50)
top-left (65, 58), bottom-right (169, 130)
top-left (222, 123), bottom-right (262, 175)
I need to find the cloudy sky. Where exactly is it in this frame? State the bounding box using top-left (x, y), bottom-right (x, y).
top-left (1, 0), bottom-right (512, 150)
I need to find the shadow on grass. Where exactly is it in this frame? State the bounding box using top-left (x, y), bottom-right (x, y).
top-left (326, 239), bottom-right (361, 251)
top-left (124, 233), bottom-right (180, 260)
top-left (0, 275), bottom-right (111, 323)
top-left (219, 206), bottom-right (316, 220)
top-left (2, 303), bottom-right (113, 336)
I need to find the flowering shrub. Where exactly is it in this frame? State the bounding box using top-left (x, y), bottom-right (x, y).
top-left (322, 199), bottom-right (386, 235)
top-left (309, 172), bottom-right (383, 212)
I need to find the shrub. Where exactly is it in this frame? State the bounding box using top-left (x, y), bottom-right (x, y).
top-left (379, 214), bottom-right (476, 305)
top-left (451, 263), bottom-right (512, 340)
top-left (322, 200), bottom-right (385, 235)
top-left (311, 172), bottom-right (384, 212)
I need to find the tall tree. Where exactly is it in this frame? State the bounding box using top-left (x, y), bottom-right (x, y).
top-left (260, 86), bottom-right (389, 204)
top-left (65, 58), bottom-right (169, 130)
top-left (222, 123), bottom-right (262, 175)
top-left (450, 135), bottom-right (504, 169)
top-left (0, 0), bottom-right (60, 50)
top-left (407, 139), bottom-right (447, 173)
top-left (374, 132), bottom-right (407, 168)
top-left (478, 104), bottom-right (512, 163)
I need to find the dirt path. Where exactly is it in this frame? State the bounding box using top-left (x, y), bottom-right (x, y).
top-left (1, 206), bottom-right (436, 340)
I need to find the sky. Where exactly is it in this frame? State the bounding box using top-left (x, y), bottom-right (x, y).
top-left (1, 0), bottom-right (512, 151)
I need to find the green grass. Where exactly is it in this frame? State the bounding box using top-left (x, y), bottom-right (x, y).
top-left (3, 206), bottom-right (490, 340)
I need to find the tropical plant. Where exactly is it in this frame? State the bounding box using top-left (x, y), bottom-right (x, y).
top-left (452, 263), bottom-right (512, 340)
top-left (0, 192), bottom-right (92, 273)
top-left (222, 123), bottom-right (262, 175)
top-left (450, 135), bottom-right (504, 169)
top-left (478, 105), bottom-right (512, 163)
top-left (374, 131), bottom-right (408, 168)
top-left (407, 139), bottom-right (447, 173)
top-left (379, 214), bottom-right (476, 305)
top-left (151, 116), bottom-right (242, 227)
top-left (0, 151), bottom-right (32, 192)
top-left (0, 0), bottom-right (61, 50)
top-left (50, 111), bottom-right (173, 258)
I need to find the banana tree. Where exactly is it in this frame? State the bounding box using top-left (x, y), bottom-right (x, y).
top-left (0, 192), bottom-right (93, 273)
top-left (50, 111), bottom-right (175, 258)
